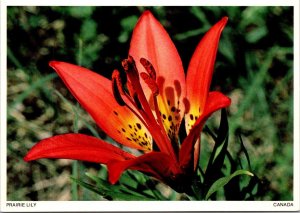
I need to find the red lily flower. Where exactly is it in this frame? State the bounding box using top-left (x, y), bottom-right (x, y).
top-left (24, 11), bottom-right (231, 193)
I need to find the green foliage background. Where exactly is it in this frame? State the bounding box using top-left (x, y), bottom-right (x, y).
top-left (7, 6), bottom-right (293, 200)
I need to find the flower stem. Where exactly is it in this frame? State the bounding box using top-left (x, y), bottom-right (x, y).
top-left (71, 103), bottom-right (80, 200)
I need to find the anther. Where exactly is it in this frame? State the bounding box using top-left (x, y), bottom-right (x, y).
top-left (122, 55), bottom-right (139, 78)
top-left (140, 58), bottom-right (156, 80)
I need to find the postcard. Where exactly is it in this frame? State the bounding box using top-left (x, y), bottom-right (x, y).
top-left (1, 0), bottom-right (299, 211)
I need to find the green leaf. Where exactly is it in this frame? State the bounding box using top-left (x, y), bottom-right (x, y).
top-left (68, 7), bottom-right (95, 18)
top-left (80, 19), bottom-right (97, 41)
top-left (205, 109), bottom-right (229, 175)
top-left (238, 134), bottom-right (252, 171)
top-left (118, 15), bottom-right (138, 43)
top-left (84, 172), bottom-right (159, 200)
top-left (71, 176), bottom-right (155, 201)
top-left (245, 26), bottom-right (268, 43)
top-left (205, 170), bottom-right (254, 200)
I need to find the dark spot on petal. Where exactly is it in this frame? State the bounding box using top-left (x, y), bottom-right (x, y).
top-left (167, 100), bottom-right (171, 106)
top-left (136, 123), bottom-right (141, 130)
top-left (122, 128), bottom-right (126, 132)
top-left (162, 114), bottom-right (166, 120)
top-left (126, 137), bottom-right (132, 141)
top-left (190, 114), bottom-right (194, 120)
top-left (129, 124), bottom-right (132, 129)
top-left (168, 115), bottom-right (172, 121)
top-left (113, 111), bottom-right (118, 116)
top-left (171, 106), bottom-right (176, 112)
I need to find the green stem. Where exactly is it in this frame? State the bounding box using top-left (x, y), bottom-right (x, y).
top-left (71, 103), bottom-right (80, 200)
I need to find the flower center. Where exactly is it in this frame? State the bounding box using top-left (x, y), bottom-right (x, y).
top-left (112, 56), bottom-right (176, 161)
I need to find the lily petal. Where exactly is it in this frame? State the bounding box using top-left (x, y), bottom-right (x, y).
top-left (129, 11), bottom-right (186, 141)
top-left (107, 152), bottom-right (180, 185)
top-left (179, 91), bottom-right (231, 170)
top-left (24, 134), bottom-right (135, 163)
top-left (185, 17), bottom-right (228, 134)
top-left (50, 61), bottom-right (152, 151)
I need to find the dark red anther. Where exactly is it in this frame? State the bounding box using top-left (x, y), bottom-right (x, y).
top-left (140, 58), bottom-right (156, 80)
top-left (122, 55), bottom-right (139, 79)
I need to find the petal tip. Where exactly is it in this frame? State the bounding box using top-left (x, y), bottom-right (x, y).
top-left (220, 16), bottom-right (228, 28)
top-left (23, 153), bottom-right (32, 162)
top-left (141, 10), bottom-right (153, 17)
top-left (49, 60), bottom-right (60, 68)
top-left (139, 10), bottom-right (157, 23)
top-left (222, 16), bottom-right (229, 22)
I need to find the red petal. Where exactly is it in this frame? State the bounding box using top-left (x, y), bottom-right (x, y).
top-left (129, 11), bottom-right (186, 139)
top-left (24, 134), bottom-right (135, 163)
top-left (185, 17), bottom-right (228, 134)
top-left (179, 91), bottom-right (231, 169)
top-left (50, 61), bottom-right (152, 151)
top-left (107, 152), bottom-right (179, 184)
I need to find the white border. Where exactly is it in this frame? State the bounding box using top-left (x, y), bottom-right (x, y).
top-left (1, 201), bottom-right (299, 212)
top-left (0, 0), bottom-right (298, 6)
top-left (293, 1), bottom-right (300, 211)
top-left (0, 0), bottom-right (8, 209)
top-left (1, 0), bottom-right (299, 212)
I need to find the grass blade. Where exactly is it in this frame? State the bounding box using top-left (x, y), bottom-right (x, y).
top-left (205, 170), bottom-right (254, 200)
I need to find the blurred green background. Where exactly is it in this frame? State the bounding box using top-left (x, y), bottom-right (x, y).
top-left (7, 6), bottom-right (293, 200)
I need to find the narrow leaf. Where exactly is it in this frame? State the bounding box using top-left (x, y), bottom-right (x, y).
top-left (238, 134), bottom-right (252, 171)
top-left (204, 108), bottom-right (229, 188)
top-left (205, 170), bottom-right (254, 200)
top-left (71, 177), bottom-right (154, 201)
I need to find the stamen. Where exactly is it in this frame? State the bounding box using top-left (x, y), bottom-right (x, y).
top-left (140, 58), bottom-right (156, 80)
top-left (111, 69), bottom-right (150, 138)
top-left (140, 72), bottom-right (159, 96)
top-left (122, 56), bottom-right (153, 118)
top-left (117, 56), bottom-right (177, 161)
top-left (139, 58), bottom-right (175, 157)
top-left (122, 56), bottom-right (139, 81)
top-left (126, 81), bottom-right (136, 99)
